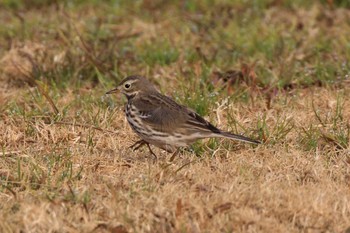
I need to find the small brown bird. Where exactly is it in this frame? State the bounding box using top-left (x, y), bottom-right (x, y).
top-left (106, 75), bottom-right (260, 159)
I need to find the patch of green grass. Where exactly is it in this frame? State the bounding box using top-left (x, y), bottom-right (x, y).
top-left (299, 93), bottom-right (350, 151)
top-left (316, 94), bottom-right (349, 148)
top-left (299, 124), bottom-right (321, 151)
top-left (140, 40), bottom-right (180, 66)
top-left (174, 65), bottom-right (218, 116)
top-left (320, 0), bottom-right (350, 8)
top-left (255, 114), bottom-right (294, 145)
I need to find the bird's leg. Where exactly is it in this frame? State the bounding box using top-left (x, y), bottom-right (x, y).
top-left (169, 148), bottom-right (179, 162)
top-left (129, 140), bottom-right (146, 150)
top-left (145, 143), bottom-right (157, 160)
top-left (129, 140), bottom-right (157, 159)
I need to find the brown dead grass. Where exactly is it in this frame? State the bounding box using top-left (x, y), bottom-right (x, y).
top-left (1, 87), bottom-right (350, 233)
top-left (0, 40), bottom-right (67, 88)
top-left (1, 1), bottom-right (350, 233)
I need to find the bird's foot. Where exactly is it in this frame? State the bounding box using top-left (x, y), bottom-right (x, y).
top-left (129, 140), bottom-right (157, 160)
top-left (129, 139), bottom-right (147, 151)
top-left (145, 143), bottom-right (157, 160)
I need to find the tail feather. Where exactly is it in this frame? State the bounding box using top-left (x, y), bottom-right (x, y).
top-left (184, 111), bottom-right (261, 144)
top-left (218, 131), bottom-right (261, 144)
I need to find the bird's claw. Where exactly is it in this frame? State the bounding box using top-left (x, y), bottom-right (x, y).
top-left (129, 140), bottom-right (157, 160)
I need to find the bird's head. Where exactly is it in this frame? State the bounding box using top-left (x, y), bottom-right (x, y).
top-left (106, 75), bottom-right (157, 100)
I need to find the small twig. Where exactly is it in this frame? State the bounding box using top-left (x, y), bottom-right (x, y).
top-left (115, 32), bottom-right (142, 41)
top-left (1, 147), bottom-right (54, 157)
top-left (1, 150), bottom-right (24, 156)
top-left (34, 80), bottom-right (60, 115)
top-left (175, 160), bottom-right (195, 173)
top-left (71, 22), bottom-right (108, 72)
top-left (53, 121), bottom-right (118, 134)
top-left (320, 130), bottom-right (345, 150)
top-left (67, 182), bottom-right (76, 200)
top-left (311, 98), bottom-right (326, 127)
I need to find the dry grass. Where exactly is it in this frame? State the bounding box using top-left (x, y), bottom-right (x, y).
top-left (1, 1), bottom-right (350, 232)
top-left (1, 90), bottom-right (350, 233)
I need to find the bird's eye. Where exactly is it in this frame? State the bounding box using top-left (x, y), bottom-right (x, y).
top-left (124, 83), bottom-right (131, 89)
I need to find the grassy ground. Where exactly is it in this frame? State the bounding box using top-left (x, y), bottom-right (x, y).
top-left (1, 0), bottom-right (350, 232)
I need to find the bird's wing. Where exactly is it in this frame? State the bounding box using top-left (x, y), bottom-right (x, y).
top-left (133, 93), bottom-right (188, 131)
top-left (185, 110), bottom-right (221, 134)
top-left (133, 93), bottom-right (220, 134)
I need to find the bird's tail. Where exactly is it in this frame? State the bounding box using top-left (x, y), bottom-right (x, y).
top-left (218, 131), bottom-right (261, 144)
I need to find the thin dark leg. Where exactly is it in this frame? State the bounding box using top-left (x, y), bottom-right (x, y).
top-left (129, 140), bottom-right (157, 159)
top-left (129, 140), bottom-right (146, 150)
top-left (133, 141), bottom-right (147, 151)
top-left (146, 143), bottom-right (157, 159)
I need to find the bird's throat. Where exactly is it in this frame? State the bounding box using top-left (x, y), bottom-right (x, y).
top-left (125, 93), bottom-right (137, 100)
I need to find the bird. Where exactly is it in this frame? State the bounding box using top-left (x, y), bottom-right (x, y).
top-left (106, 75), bottom-right (260, 160)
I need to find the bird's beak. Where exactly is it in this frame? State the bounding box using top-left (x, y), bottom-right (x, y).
top-left (106, 87), bottom-right (119, 94)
